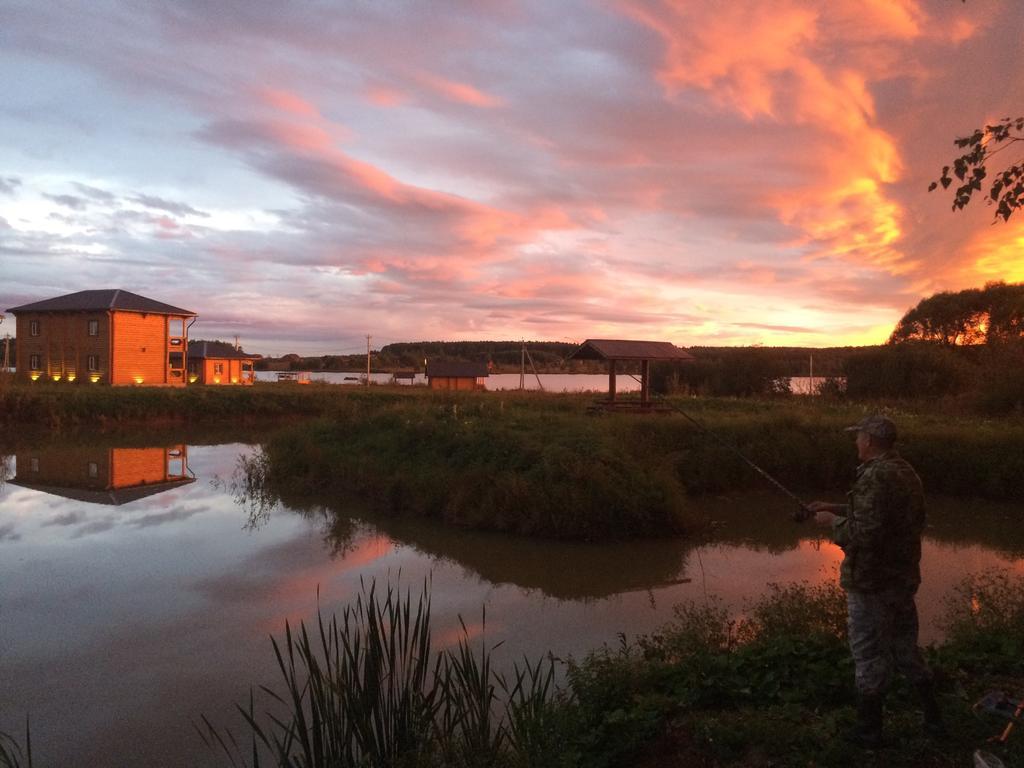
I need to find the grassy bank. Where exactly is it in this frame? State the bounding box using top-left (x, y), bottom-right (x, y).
top-left (0, 382), bottom-right (392, 429)
top-left (8, 571), bottom-right (1017, 768)
top-left (238, 392), bottom-right (1024, 540)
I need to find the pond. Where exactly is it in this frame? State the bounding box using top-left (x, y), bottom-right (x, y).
top-left (0, 434), bottom-right (1020, 766)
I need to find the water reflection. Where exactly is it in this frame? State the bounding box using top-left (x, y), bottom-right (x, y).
top-left (3, 436), bottom-right (1023, 768)
top-left (9, 444), bottom-right (195, 505)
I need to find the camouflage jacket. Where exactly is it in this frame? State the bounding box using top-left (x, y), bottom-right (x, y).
top-left (830, 450), bottom-right (926, 593)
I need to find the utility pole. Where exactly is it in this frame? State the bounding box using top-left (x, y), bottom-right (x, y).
top-left (520, 341), bottom-right (525, 390)
top-left (234, 335), bottom-right (240, 351)
top-left (366, 334), bottom-right (371, 385)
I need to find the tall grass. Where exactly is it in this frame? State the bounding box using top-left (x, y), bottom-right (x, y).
top-left (198, 579), bottom-right (565, 768)
top-left (242, 395), bottom-right (1024, 544)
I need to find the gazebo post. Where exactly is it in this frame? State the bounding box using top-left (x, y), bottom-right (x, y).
top-left (641, 359), bottom-right (650, 407)
top-left (608, 359), bottom-right (617, 402)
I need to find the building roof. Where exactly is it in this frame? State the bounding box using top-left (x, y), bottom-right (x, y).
top-left (6, 289), bottom-right (196, 316)
top-left (569, 339), bottom-right (695, 362)
top-left (8, 477), bottom-right (195, 506)
top-left (426, 361), bottom-right (489, 378)
top-left (187, 340), bottom-right (259, 360)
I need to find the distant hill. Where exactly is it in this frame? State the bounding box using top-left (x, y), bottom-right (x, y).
top-left (254, 341), bottom-right (879, 374)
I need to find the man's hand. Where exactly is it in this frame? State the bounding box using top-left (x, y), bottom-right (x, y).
top-left (807, 501), bottom-right (840, 526)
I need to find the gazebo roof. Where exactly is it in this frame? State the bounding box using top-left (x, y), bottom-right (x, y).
top-left (569, 339), bottom-right (695, 362)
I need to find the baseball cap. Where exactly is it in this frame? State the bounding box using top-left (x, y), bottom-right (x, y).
top-left (844, 414), bottom-right (897, 442)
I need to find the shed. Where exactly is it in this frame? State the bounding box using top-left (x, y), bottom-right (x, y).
top-left (426, 361), bottom-right (489, 391)
top-left (5, 289), bottom-right (195, 386)
top-left (187, 340), bottom-right (258, 385)
top-left (569, 339), bottom-right (694, 410)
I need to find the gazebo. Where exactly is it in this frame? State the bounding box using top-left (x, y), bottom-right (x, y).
top-left (569, 339), bottom-right (694, 410)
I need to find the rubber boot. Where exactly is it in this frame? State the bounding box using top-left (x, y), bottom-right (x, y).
top-left (845, 693), bottom-right (884, 749)
top-left (916, 681), bottom-right (948, 739)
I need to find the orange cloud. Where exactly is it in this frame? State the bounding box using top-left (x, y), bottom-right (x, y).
top-left (620, 0), bottom-right (916, 276)
top-left (959, 220), bottom-right (1024, 284)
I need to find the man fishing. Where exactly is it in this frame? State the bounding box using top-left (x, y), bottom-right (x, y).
top-left (808, 415), bottom-right (946, 748)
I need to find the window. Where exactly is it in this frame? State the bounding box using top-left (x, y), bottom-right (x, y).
top-left (29, 457), bottom-right (39, 472)
top-left (30, 320), bottom-right (40, 336)
top-left (87, 462), bottom-right (99, 478)
top-left (29, 354), bottom-right (41, 371)
top-left (169, 318), bottom-right (185, 337)
top-left (87, 319), bottom-right (99, 337)
top-left (214, 363), bottom-right (224, 375)
top-left (87, 355), bottom-right (99, 372)
top-left (169, 352), bottom-right (184, 369)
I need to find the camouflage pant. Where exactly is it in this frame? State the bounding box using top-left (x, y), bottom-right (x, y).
top-left (847, 587), bottom-right (932, 695)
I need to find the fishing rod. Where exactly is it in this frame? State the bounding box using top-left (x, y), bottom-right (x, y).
top-left (626, 375), bottom-right (813, 522)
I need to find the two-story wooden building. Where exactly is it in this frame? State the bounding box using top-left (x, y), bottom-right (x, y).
top-left (10, 444), bottom-right (194, 505)
top-left (5, 289), bottom-right (195, 386)
top-left (187, 340), bottom-right (258, 385)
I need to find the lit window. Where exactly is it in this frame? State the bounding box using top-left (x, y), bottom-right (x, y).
top-left (87, 319), bottom-right (99, 337)
top-left (30, 354), bottom-right (41, 371)
top-left (30, 320), bottom-right (40, 336)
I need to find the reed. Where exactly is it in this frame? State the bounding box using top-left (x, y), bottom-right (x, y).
top-left (199, 579), bottom-right (563, 768)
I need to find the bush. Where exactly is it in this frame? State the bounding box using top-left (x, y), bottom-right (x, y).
top-left (844, 343), bottom-right (974, 399)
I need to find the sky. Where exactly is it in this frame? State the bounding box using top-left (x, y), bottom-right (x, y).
top-left (1, 0), bottom-right (1023, 356)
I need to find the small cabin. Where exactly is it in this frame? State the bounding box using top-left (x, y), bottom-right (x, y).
top-left (426, 361), bottom-right (489, 391)
top-left (6, 289), bottom-right (195, 386)
top-left (10, 445), bottom-right (194, 505)
top-left (187, 340), bottom-right (257, 385)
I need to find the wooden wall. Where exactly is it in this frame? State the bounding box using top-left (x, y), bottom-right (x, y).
top-left (13, 310), bottom-right (188, 386)
top-left (111, 311), bottom-right (174, 386)
top-left (13, 312), bottom-right (109, 383)
top-left (190, 358), bottom-right (255, 385)
top-left (15, 446), bottom-right (112, 490)
top-left (16, 445), bottom-right (187, 490)
top-left (429, 376), bottom-right (482, 391)
top-left (110, 447), bottom-right (177, 487)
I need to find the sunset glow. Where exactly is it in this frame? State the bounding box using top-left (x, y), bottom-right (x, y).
top-left (1, 1), bottom-right (1021, 354)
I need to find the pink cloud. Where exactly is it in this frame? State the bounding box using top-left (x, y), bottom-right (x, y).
top-left (259, 87), bottom-right (320, 118)
top-left (414, 72), bottom-right (503, 108)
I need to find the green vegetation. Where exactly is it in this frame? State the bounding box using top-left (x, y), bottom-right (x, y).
top-left (7, 572), bottom-right (1024, 766)
top-left (889, 282), bottom-right (1024, 346)
top-left (0, 382), bottom-right (366, 429)
top-left (190, 571), bottom-right (1024, 766)
top-left (198, 580), bottom-right (567, 768)
top-left (256, 341), bottom-right (579, 373)
top-left (564, 571), bottom-right (1024, 768)
top-left (238, 393), bottom-right (1024, 541)
top-left (243, 394), bottom-right (694, 540)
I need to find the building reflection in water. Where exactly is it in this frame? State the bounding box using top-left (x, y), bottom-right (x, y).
top-left (11, 445), bottom-right (195, 505)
